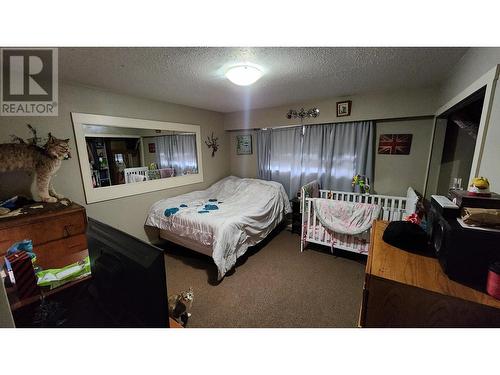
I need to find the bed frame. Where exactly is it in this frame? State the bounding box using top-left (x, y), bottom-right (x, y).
top-left (300, 185), bottom-right (417, 254)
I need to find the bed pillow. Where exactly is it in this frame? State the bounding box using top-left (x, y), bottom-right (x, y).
top-left (405, 187), bottom-right (419, 216)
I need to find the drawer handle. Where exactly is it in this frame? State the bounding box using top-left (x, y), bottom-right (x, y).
top-left (63, 225), bottom-right (74, 237)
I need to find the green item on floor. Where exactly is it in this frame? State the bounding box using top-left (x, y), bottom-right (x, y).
top-left (36, 256), bottom-right (91, 290)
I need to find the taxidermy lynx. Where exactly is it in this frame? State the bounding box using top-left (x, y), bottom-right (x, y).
top-left (0, 126), bottom-right (71, 203)
top-left (168, 287), bottom-right (194, 326)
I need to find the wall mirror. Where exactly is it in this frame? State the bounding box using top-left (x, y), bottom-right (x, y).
top-left (72, 113), bottom-right (203, 203)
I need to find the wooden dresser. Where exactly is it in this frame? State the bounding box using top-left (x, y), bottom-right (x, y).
top-left (0, 203), bottom-right (88, 270)
top-left (360, 220), bottom-right (500, 327)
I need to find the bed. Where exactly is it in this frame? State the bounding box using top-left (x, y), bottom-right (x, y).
top-left (145, 176), bottom-right (291, 279)
top-left (300, 180), bottom-right (418, 254)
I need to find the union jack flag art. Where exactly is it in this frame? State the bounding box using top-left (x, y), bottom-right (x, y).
top-left (378, 134), bottom-right (412, 155)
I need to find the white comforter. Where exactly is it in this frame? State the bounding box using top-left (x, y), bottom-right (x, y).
top-left (145, 176), bottom-right (291, 279)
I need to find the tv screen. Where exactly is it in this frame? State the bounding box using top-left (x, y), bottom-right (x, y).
top-left (87, 218), bottom-right (169, 328)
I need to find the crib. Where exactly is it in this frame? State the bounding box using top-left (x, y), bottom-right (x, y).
top-left (300, 181), bottom-right (418, 254)
top-left (124, 166), bottom-right (176, 183)
top-left (124, 167), bottom-right (149, 183)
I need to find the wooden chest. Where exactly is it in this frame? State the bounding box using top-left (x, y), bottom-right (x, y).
top-left (0, 203), bottom-right (88, 269)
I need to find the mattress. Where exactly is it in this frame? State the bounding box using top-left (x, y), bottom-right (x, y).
top-left (146, 176), bottom-right (291, 279)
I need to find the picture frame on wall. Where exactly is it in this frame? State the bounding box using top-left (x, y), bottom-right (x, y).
top-left (236, 134), bottom-right (252, 155)
top-left (336, 100), bottom-right (352, 117)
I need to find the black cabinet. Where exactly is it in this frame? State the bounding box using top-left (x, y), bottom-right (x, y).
top-left (290, 198), bottom-right (301, 235)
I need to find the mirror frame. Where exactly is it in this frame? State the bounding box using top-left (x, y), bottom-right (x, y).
top-left (71, 112), bottom-right (204, 204)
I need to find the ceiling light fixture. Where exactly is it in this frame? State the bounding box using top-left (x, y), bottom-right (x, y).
top-left (225, 65), bottom-right (263, 86)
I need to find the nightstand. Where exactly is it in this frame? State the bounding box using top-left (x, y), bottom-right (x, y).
top-left (290, 198), bottom-right (301, 234)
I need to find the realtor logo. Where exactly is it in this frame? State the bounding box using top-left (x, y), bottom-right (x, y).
top-left (1, 48), bottom-right (58, 116)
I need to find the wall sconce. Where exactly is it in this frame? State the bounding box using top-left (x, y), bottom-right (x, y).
top-left (286, 107), bottom-right (320, 120)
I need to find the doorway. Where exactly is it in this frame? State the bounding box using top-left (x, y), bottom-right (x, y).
top-left (426, 87), bottom-right (486, 196)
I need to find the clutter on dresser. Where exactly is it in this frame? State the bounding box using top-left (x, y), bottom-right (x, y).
top-left (361, 220), bottom-right (500, 327)
top-left (487, 262), bottom-right (500, 300)
top-left (0, 196), bottom-right (72, 220)
top-left (427, 193), bottom-right (500, 292)
top-left (4, 250), bottom-right (39, 300)
top-left (0, 202), bottom-right (88, 311)
top-left (448, 188), bottom-right (500, 210)
top-left (461, 207), bottom-right (500, 228)
top-left (467, 176), bottom-right (491, 196)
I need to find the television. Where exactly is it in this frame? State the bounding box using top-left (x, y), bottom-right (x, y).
top-left (87, 218), bottom-right (169, 328)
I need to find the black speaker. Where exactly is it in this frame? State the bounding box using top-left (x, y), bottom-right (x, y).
top-left (440, 221), bottom-right (500, 289)
top-left (427, 195), bottom-right (459, 252)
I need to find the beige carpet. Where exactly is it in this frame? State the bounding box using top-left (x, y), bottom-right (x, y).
top-left (163, 228), bottom-right (366, 327)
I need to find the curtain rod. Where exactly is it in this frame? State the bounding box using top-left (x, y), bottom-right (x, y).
top-left (225, 115), bottom-right (434, 132)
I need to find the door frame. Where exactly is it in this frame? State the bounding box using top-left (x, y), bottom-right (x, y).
top-left (423, 65), bottom-right (499, 197)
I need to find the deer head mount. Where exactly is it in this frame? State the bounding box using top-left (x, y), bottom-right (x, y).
top-left (204, 132), bottom-right (219, 157)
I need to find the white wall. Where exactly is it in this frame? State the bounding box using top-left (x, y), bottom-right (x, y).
top-left (0, 83), bottom-right (230, 241)
top-left (479, 84), bottom-right (500, 191)
top-left (438, 48), bottom-right (500, 192)
top-left (229, 130), bottom-right (258, 179)
top-left (438, 48), bottom-right (500, 106)
top-left (374, 118), bottom-right (434, 196)
top-left (224, 87), bottom-right (439, 130)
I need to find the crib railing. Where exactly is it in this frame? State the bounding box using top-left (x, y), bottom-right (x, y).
top-left (124, 167), bottom-right (149, 183)
top-left (318, 190), bottom-right (408, 221)
top-left (301, 188), bottom-right (416, 253)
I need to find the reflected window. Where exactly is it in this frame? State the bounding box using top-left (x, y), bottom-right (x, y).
top-left (154, 133), bottom-right (198, 176)
top-left (114, 154), bottom-right (124, 163)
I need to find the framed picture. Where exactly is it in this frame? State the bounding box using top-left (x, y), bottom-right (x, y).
top-left (236, 134), bottom-right (252, 155)
top-left (378, 134), bottom-right (413, 155)
top-left (148, 142), bottom-right (156, 153)
top-left (336, 100), bottom-right (352, 117)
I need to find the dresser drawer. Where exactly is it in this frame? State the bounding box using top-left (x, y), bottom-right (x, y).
top-left (35, 234), bottom-right (88, 269)
top-left (0, 205), bottom-right (87, 254)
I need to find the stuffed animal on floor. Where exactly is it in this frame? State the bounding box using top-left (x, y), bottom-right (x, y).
top-left (168, 287), bottom-right (194, 327)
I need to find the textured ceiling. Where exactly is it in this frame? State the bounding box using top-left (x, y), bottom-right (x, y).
top-left (60, 47), bottom-right (468, 113)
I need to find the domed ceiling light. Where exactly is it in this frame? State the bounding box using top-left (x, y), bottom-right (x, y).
top-left (225, 64), bottom-right (263, 86)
